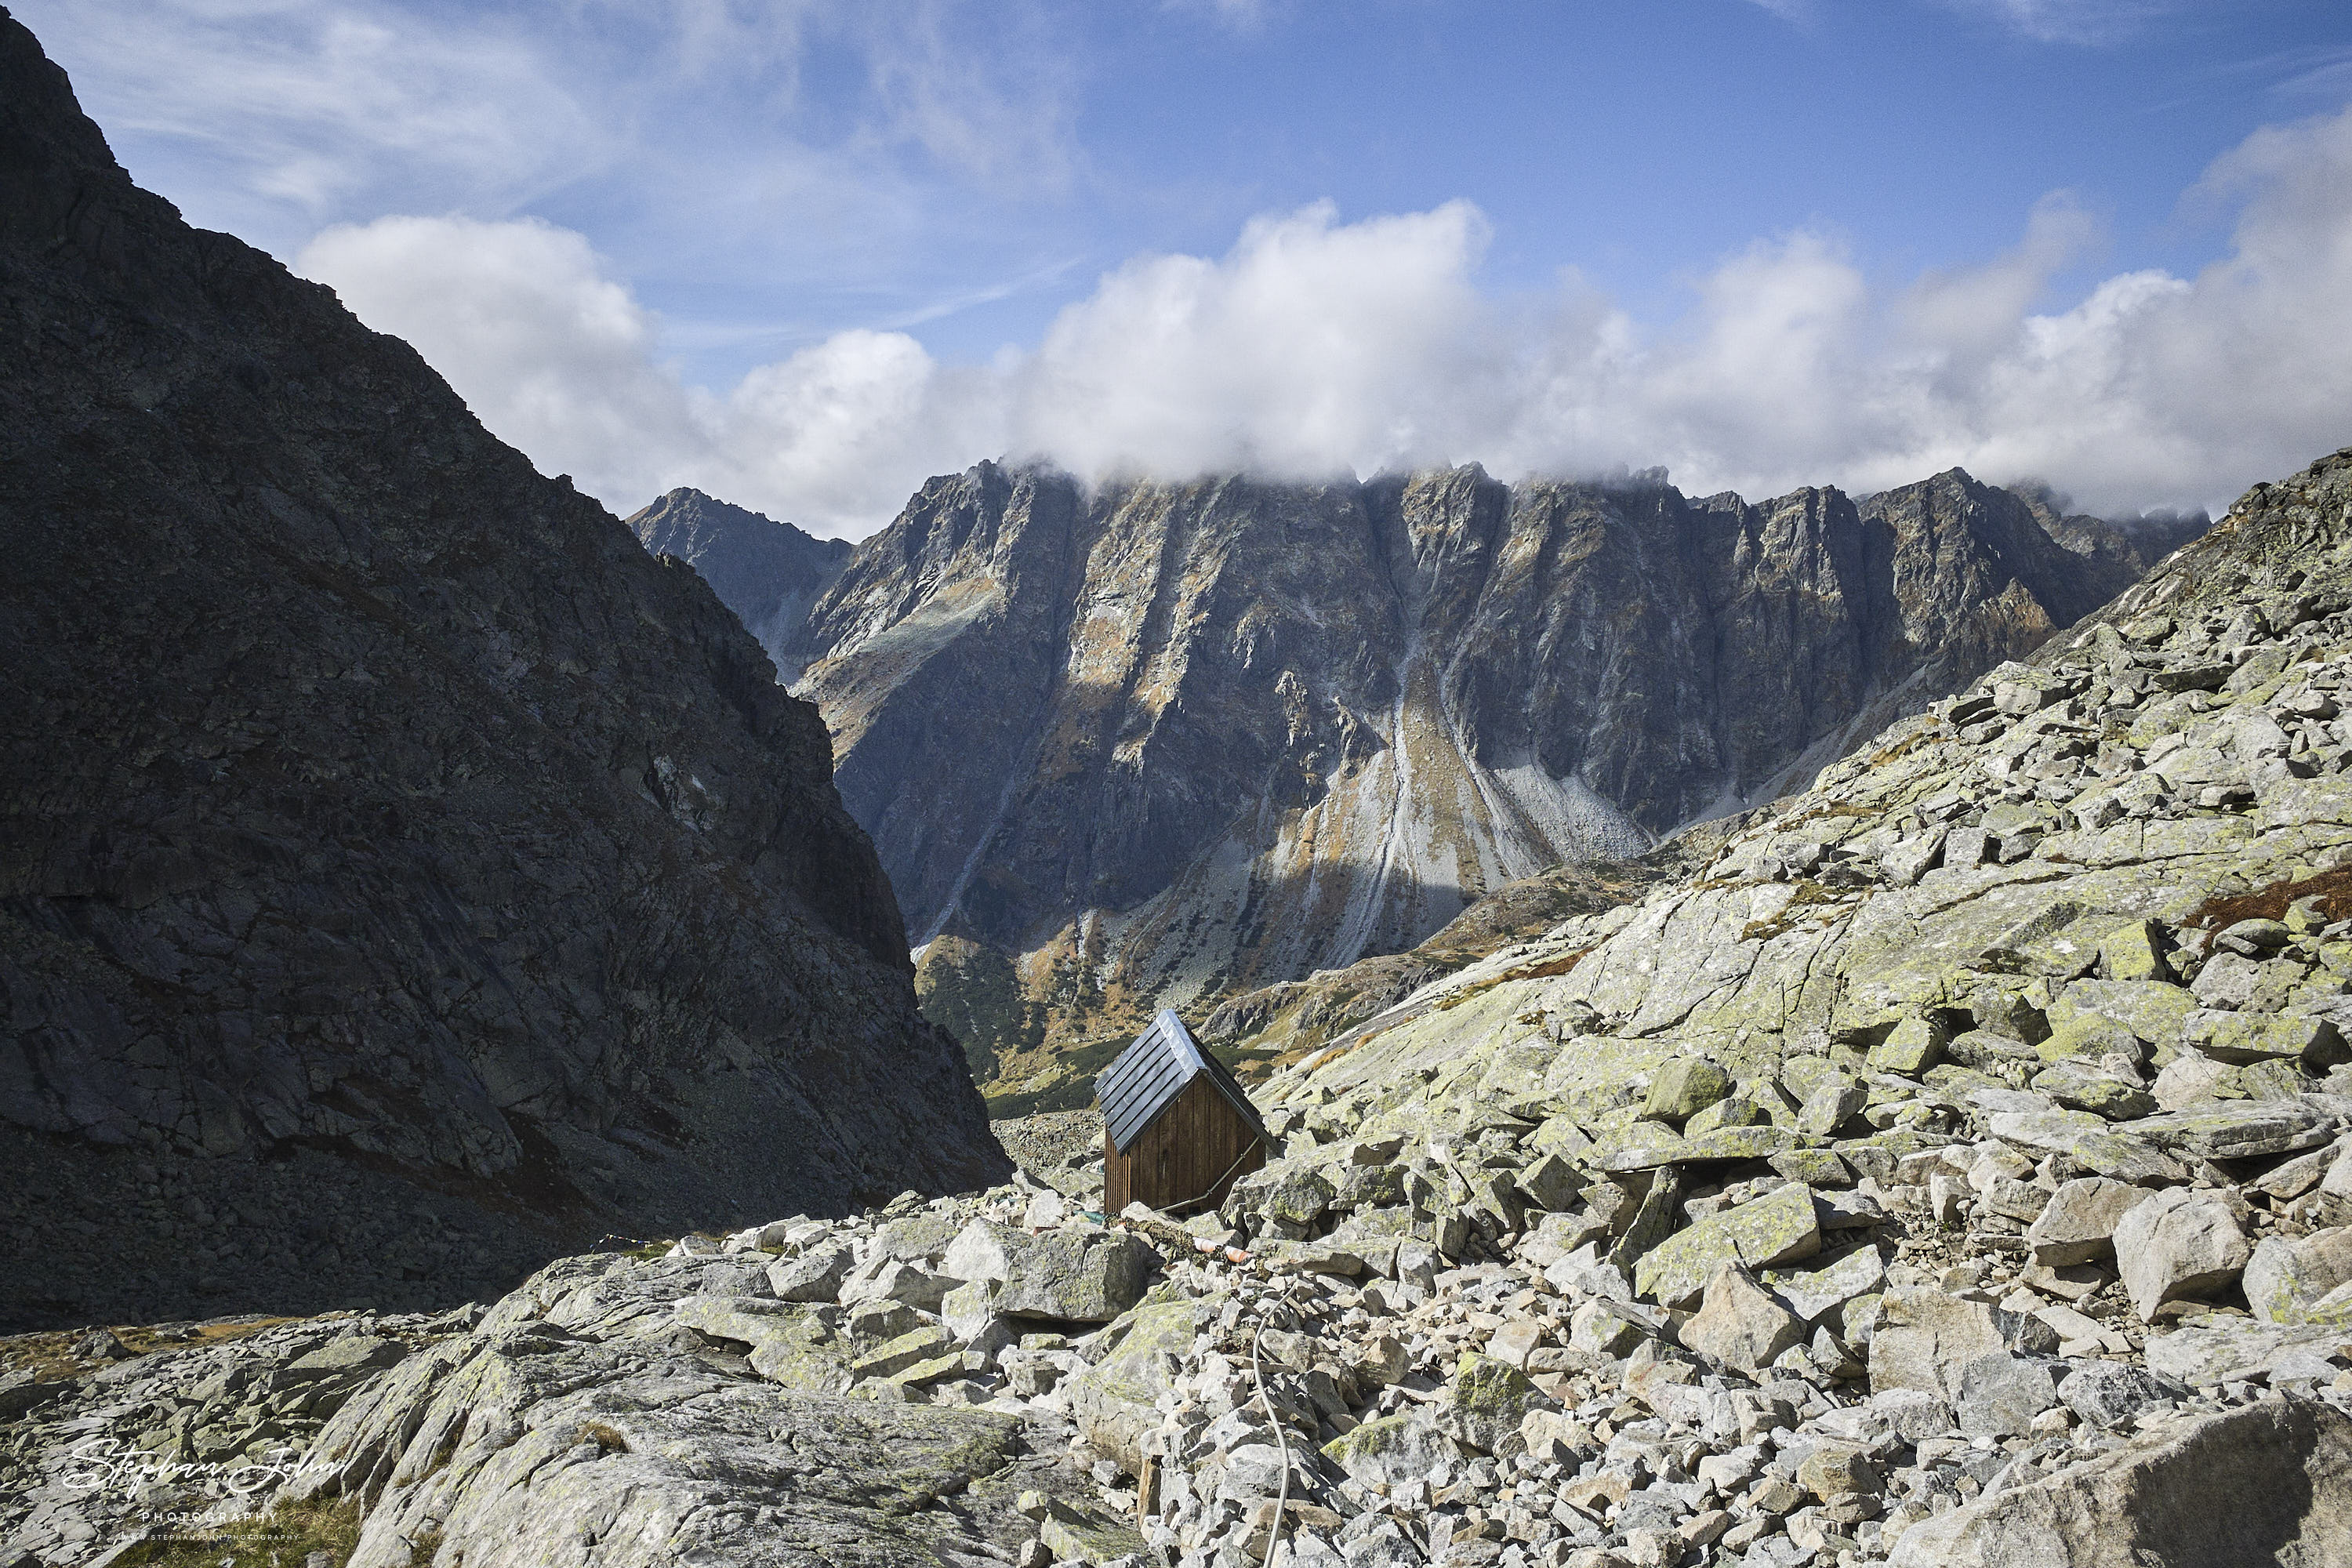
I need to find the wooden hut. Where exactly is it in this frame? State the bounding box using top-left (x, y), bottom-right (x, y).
top-left (1096, 1009), bottom-right (1272, 1215)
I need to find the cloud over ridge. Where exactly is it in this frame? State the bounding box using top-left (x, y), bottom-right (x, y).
top-left (302, 102), bottom-right (2352, 536)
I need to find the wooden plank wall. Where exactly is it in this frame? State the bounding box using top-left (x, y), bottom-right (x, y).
top-left (1105, 1075), bottom-right (1265, 1215)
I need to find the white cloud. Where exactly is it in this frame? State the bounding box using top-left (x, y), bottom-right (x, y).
top-left (1939, 0), bottom-right (2183, 44)
top-left (13, 0), bottom-right (1081, 280)
top-left (299, 102), bottom-right (2352, 533)
top-left (1747, 0), bottom-right (2185, 44)
top-left (1008, 201), bottom-right (1499, 481)
top-left (13, 0), bottom-right (609, 241)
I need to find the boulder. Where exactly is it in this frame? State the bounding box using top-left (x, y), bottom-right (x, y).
top-left (2146, 1318), bottom-right (2352, 1388)
top-left (2183, 1010), bottom-right (2343, 1069)
top-left (942, 1220), bottom-right (1154, 1322)
top-left (1264, 1168), bottom-right (1338, 1228)
top-left (1570, 1299), bottom-right (1656, 1356)
top-left (767, 1244), bottom-right (853, 1303)
top-left (837, 1258), bottom-right (955, 1314)
top-left (1632, 1182), bottom-right (1821, 1308)
top-left (1069, 1290), bottom-right (1225, 1474)
top-left (1644, 1059), bottom-right (1733, 1124)
top-left (2024, 1178), bottom-right (2150, 1268)
top-left (1867, 1015), bottom-right (1946, 1076)
top-left (1987, 1110), bottom-right (2183, 1185)
top-left (873, 1210), bottom-right (965, 1263)
top-left (1869, 1387), bottom-right (1956, 1443)
top-left (1681, 1265), bottom-right (1805, 1377)
top-left (2113, 1187), bottom-right (2252, 1322)
top-left (851, 1325), bottom-right (955, 1381)
top-left (1517, 1152), bottom-right (1585, 1212)
top-left (1796, 1444), bottom-right (1882, 1501)
top-left (1486, 1318), bottom-right (1544, 1370)
top-left (2060, 1361), bottom-right (2184, 1429)
top-left (1761, 1244), bottom-right (1886, 1327)
top-left (1952, 1352), bottom-right (2061, 1438)
top-left (2244, 1229), bottom-right (2352, 1327)
top-left (1797, 1080), bottom-right (1869, 1138)
top-left (1321, 1414), bottom-right (1465, 1486)
top-left (2129, 1102), bottom-right (2336, 1161)
top-left (2029, 1059), bottom-right (2158, 1120)
top-left (1869, 1288), bottom-right (2058, 1403)
top-left (1442, 1352), bottom-right (1545, 1453)
top-left (2045, 980), bottom-right (2198, 1051)
top-left (669, 1298), bottom-right (857, 1391)
top-left (1889, 1399), bottom-right (2352, 1568)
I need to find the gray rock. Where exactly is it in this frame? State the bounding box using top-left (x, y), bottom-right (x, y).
top-left (1682, 1265), bottom-right (1806, 1377)
top-left (1646, 1059), bottom-right (1734, 1124)
top-left (2129, 1102), bottom-right (2337, 1160)
top-left (1323, 1414), bottom-right (1465, 1486)
top-left (2145, 1318), bottom-right (2352, 1387)
top-left (1889, 1399), bottom-right (2352, 1567)
top-left (2113, 1186), bottom-right (2253, 1322)
top-left (2024, 1177), bottom-right (2150, 1268)
top-left (2060, 1360), bottom-right (2184, 1429)
top-left (839, 1257), bottom-right (956, 1314)
top-left (1761, 1244), bottom-right (1886, 1327)
top-left (1869, 1288), bottom-right (2059, 1403)
top-left (2243, 1228), bottom-right (2352, 1326)
top-left (768, 1244), bottom-right (854, 1303)
top-left (1952, 1352), bottom-right (2060, 1438)
top-left (1631, 1181), bottom-right (1819, 1308)
top-left (942, 1221), bottom-right (1153, 1323)
top-left (283, 1335), bottom-right (406, 1381)
top-left (1869, 1387), bottom-right (1956, 1443)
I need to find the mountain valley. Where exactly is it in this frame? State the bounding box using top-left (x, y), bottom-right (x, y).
top-left (12, 440), bottom-right (2352, 1568)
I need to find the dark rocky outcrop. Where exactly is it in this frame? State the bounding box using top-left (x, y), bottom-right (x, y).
top-left (626, 488), bottom-right (850, 682)
top-left (0, 9), bottom-right (1003, 1333)
top-left (794, 462), bottom-right (2200, 1102)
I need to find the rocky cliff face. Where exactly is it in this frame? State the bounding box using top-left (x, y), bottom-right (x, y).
top-left (794, 461), bottom-right (2194, 1103)
top-left (626, 488), bottom-right (851, 682)
top-left (0, 10), bottom-right (1003, 1334)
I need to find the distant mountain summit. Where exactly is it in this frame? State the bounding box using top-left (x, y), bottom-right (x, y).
top-left (0, 10), bottom-right (1000, 1331)
top-left (626, 488), bottom-right (851, 681)
top-left (789, 460), bottom-right (2201, 1105)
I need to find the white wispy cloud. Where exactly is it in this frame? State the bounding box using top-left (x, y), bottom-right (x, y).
top-left (13, 0), bottom-right (1083, 260)
top-left (1749, 0), bottom-right (2188, 44)
top-left (298, 98), bottom-right (2352, 535)
top-left (1943, 0), bottom-right (2185, 44)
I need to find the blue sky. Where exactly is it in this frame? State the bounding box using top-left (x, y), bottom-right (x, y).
top-left (19, 0), bottom-right (2352, 532)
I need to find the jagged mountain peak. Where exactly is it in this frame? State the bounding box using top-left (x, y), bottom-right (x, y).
top-left (624, 488), bottom-right (851, 682)
top-left (781, 456), bottom-right (2198, 1106)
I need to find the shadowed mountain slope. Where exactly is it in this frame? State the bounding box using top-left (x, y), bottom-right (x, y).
top-left (626, 488), bottom-right (851, 682)
top-left (0, 9), bottom-right (1003, 1332)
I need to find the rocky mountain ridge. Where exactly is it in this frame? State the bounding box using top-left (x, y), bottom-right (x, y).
top-left (13, 444), bottom-right (2343, 1568)
top-left (626, 487), bottom-right (851, 682)
top-left (783, 459), bottom-right (2198, 1107)
top-left (0, 9), bottom-right (1003, 1335)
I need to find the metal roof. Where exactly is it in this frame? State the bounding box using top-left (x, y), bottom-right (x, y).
top-left (1095, 1009), bottom-right (1272, 1156)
